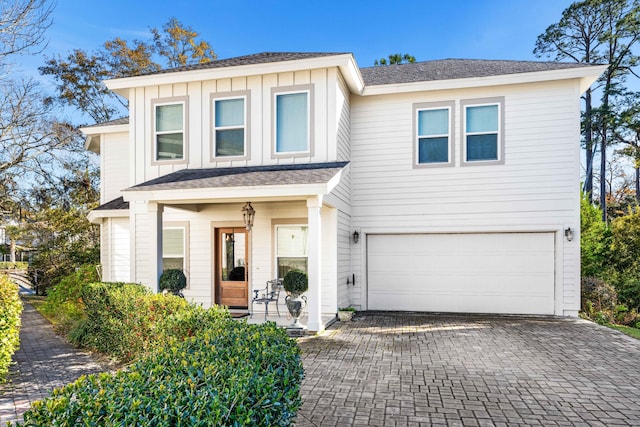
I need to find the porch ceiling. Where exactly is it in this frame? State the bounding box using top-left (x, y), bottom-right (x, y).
top-left (122, 162), bottom-right (348, 204)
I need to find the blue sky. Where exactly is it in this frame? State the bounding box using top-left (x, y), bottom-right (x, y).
top-left (21, 0), bottom-right (576, 78)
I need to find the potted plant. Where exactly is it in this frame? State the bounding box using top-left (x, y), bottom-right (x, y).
top-left (159, 269), bottom-right (187, 297)
top-left (283, 269), bottom-right (308, 328)
top-left (337, 307), bottom-right (356, 321)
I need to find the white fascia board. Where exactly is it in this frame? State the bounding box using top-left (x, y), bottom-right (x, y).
top-left (362, 65), bottom-right (609, 96)
top-left (122, 182), bottom-right (331, 204)
top-left (338, 56), bottom-right (365, 94)
top-left (106, 54), bottom-right (362, 94)
top-left (79, 124), bottom-right (129, 136)
top-left (87, 208), bottom-right (129, 224)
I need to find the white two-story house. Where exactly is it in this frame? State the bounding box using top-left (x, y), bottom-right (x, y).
top-left (82, 52), bottom-right (605, 332)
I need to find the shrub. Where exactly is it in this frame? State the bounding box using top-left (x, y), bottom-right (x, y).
top-left (581, 276), bottom-right (617, 314)
top-left (42, 265), bottom-right (99, 334)
top-left (71, 282), bottom-right (197, 361)
top-left (18, 321), bottom-right (304, 426)
top-left (159, 269), bottom-right (187, 294)
top-left (0, 274), bottom-right (23, 382)
top-left (593, 311), bottom-right (610, 325)
top-left (283, 269), bottom-right (308, 296)
top-left (0, 262), bottom-right (28, 270)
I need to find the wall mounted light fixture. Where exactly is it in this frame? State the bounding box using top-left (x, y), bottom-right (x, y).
top-left (242, 202), bottom-right (255, 231)
top-left (352, 230), bottom-right (360, 244)
top-left (564, 227), bottom-right (574, 242)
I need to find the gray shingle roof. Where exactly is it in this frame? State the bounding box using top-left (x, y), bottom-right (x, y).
top-left (360, 59), bottom-right (597, 86)
top-left (94, 196), bottom-right (129, 210)
top-left (82, 117), bottom-right (129, 128)
top-left (139, 52), bottom-right (348, 76)
top-left (126, 162), bottom-right (349, 192)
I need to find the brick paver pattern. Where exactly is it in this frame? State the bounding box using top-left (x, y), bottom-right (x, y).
top-left (2, 307), bottom-right (639, 426)
top-left (0, 302), bottom-right (109, 425)
top-left (296, 312), bottom-right (640, 427)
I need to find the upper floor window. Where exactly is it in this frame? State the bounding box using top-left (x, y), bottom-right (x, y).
top-left (273, 85), bottom-right (313, 157)
top-left (414, 101), bottom-right (454, 167)
top-left (152, 96), bottom-right (188, 163)
top-left (462, 97), bottom-right (504, 165)
top-left (212, 91), bottom-right (249, 159)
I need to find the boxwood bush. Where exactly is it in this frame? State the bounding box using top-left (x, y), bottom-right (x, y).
top-left (17, 321), bottom-right (303, 426)
top-left (70, 282), bottom-right (197, 361)
top-left (0, 274), bottom-right (23, 382)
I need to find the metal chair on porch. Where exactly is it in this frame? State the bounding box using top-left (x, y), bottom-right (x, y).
top-left (251, 278), bottom-right (283, 321)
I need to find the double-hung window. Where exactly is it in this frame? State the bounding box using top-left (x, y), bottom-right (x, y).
top-left (414, 101), bottom-right (454, 166)
top-left (153, 97), bottom-right (188, 163)
top-left (273, 85), bottom-right (313, 156)
top-left (212, 91), bottom-right (249, 159)
top-left (462, 97), bottom-right (504, 164)
top-left (162, 226), bottom-right (187, 272)
top-left (275, 225), bottom-right (308, 279)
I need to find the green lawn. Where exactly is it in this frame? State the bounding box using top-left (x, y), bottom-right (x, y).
top-left (608, 323), bottom-right (640, 340)
top-left (22, 295), bottom-right (61, 327)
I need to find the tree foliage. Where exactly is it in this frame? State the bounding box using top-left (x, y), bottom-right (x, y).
top-left (40, 17), bottom-right (216, 123)
top-left (374, 53), bottom-right (416, 66)
top-left (581, 194), bottom-right (640, 311)
top-left (22, 167), bottom-right (100, 292)
top-left (535, 0), bottom-right (640, 220)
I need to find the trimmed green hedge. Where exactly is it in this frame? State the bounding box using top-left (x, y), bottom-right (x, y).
top-left (0, 262), bottom-right (28, 270)
top-left (0, 274), bottom-right (23, 382)
top-left (70, 282), bottom-right (198, 361)
top-left (18, 317), bottom-right (303, 426)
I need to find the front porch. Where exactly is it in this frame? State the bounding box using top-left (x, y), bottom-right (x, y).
top-left (241, 310), bottom-right (338, 330)
top-left (115, 162), bottom-right (350, 333)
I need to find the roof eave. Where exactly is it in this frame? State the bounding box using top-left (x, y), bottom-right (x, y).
top-left (106, 53), bottom-right (364, 97)
top-left (362, 64), bottom-right (608, 96)
top-left (87, 208), bottom-right (129, 224)
top-left (79, 123), bottom-right (129, 135)
top-left (122, 181), bottom-right (337, 204)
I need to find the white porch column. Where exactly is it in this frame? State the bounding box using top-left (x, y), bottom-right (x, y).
top-left (307, 196), bottom-right (324, 332)
top-left (147, 202), bottom-right (163, 292)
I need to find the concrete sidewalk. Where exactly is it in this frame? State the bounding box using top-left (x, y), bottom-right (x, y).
top-left (0, 302), bottom-right (109, 425)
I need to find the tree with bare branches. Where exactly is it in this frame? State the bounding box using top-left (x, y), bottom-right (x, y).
top-left (0, 0), bottom-right (52, 65)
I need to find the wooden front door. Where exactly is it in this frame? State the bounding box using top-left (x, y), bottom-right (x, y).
top-left (215, 227), bottom-right (248, 308)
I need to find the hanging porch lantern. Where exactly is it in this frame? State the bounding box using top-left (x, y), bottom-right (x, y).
top-left (242, 202), bottom-right (255, 231)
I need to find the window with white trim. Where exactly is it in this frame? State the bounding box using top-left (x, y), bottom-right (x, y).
top-left (163, 227), bottom-right (185, 271)
top-left (154, 101), bottom-right (185, 161)
top-left (213, 96), bottom-right (246, 157)
top-left (275, 91), bottom-right (309, 154)
top-left (462, 98), bottom-right (504, 164)
top-left (275, 225), bottom-right (308, 279)
top-left (417, 107), bottom-right (451, 164)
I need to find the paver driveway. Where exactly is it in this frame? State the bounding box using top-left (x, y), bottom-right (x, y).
top-left (296, 312), bottom-right (640, 426)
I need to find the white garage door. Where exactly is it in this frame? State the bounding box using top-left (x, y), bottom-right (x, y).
top-left (367, 233), bottom-right (555, 315)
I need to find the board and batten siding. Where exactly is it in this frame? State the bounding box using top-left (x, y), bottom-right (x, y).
top-left (128, 67), bottom-right (347, 187)
top-left (349, 79), bottom-right (582, 315)
top-left (100, 132), bottom-right (129, 204)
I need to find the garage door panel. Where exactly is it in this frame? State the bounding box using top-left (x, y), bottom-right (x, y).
top-left (367, 233), bottom-right (555, 315)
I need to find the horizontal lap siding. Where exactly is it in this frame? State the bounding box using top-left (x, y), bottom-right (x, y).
top-left (335, 73), bottom-right (353, 309)
top-left (110, 218), bottom-right (130, 282)
top-left (101, 133), bottom-right (129, 203)
top-left (350, 80), bottom-right (581, 314)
